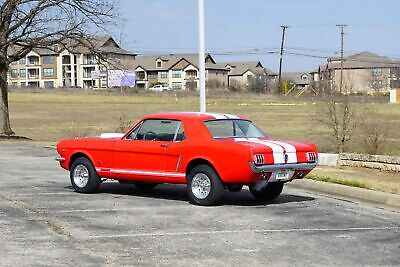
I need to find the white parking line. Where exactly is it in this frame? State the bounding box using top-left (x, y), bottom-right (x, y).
top-left (85, 226), bottom-right (400, 239)
top-left (12, 192), bottom-right (73, 196)
top-left (45, 205), bottom-right (197, 213)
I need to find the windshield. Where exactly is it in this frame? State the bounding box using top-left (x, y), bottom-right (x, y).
top-left (204, 119), bottom-right (267, 139)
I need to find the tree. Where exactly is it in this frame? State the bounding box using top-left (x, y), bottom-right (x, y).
top-left (0, 0), bottom-right (117, 136)
top-left (324, 94), bottom-right (356, 153)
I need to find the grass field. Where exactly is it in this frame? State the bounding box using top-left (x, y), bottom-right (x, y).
top-left (6, 90), bottom-right (400, 155)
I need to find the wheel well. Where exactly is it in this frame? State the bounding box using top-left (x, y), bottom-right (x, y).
top-left (69, 152), bottom-right (90, 169)
top-left (186, 158), bottom-right (220, 178)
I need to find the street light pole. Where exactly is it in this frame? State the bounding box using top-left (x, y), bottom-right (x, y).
top-left (198, 0), bottom-right (206, 112)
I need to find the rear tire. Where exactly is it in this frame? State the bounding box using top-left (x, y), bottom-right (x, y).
top-left (70, 157), bottom-right (101, 193)
top-left (187, 165), bottom-right (224, 206)
top-left (249, 182), bottom-right (284, 202)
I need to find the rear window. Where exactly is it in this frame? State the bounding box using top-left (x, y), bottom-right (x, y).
top-left (204, 119), bottom-right (267, 139)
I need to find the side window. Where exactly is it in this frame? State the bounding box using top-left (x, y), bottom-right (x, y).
top-left (135, 119), bottom-right (181, 142)
top-left (175, 123), bottom-right (186, 141)
top-left (126, 123), bottom-right (141, 140)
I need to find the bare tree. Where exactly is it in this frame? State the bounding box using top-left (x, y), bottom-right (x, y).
top-left (0, 0), bottom-right (117, 136)
top-left (359, 120), bottom-right (392, 155)
top-left (324, 94), bottom-right (357, 153)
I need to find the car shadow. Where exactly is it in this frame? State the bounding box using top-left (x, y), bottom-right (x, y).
top-left (83, 182), bottom-right (315, 207)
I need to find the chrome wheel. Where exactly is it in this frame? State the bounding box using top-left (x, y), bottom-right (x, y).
top-left (191, 173), bottom-right (211, 199)
top-left (73, 164), bottom-right (89, 188)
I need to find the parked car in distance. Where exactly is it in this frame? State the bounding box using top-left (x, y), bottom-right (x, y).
top-left (56, 112), bottom-right (318, 206)
top-left (148, 84), bottom-right (170, 92)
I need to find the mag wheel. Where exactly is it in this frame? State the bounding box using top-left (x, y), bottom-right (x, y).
top-left (249, 182), bottom-right (284, 202)
top-left (187, 165), bottom-right (224, 206)
top-left (70, 157), bottom-right (101, 193)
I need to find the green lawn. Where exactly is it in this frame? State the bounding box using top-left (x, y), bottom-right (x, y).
top-left (7, 90), bottom-right (400, 155)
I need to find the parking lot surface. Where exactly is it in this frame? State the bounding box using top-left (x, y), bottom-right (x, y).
top-left (1, 144), bottom-right (400, 266)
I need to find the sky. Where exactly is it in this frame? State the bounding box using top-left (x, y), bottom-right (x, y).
top-left (113, 0), bottom-right (400, 72)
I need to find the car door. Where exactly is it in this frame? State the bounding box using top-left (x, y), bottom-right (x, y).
top-left (113, 119), bottom-right (182, 181)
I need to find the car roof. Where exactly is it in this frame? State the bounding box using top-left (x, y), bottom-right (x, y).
top-left (143, 112), bottom-right (249, 121)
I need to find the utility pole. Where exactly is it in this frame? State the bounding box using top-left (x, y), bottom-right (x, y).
top-left (336, 24), bottom-right (347, 94)
top-left (278, 25), bottom-right (288, 94)
top-left (198, 0), bottom-right (206, 112)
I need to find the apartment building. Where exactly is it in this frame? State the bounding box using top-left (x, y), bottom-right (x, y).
top-left (313, 52), bottom-right (400, 93)
top-left (133, 54), bottom-right (229, 90)
top-left (7, 36), bottom-right (136, 89)
top-left (222, 61), bottom-right (276, 91)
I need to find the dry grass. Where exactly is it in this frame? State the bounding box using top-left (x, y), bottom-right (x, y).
top-left (6, 91), bottom-right (400, 155)
top-left (310, 166), bottom-right (400, 194)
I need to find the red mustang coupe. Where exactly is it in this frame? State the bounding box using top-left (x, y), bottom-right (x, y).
top-left (56, 112), bottom-right (318, 205)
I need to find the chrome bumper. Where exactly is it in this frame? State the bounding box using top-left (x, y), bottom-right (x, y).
top-left (55, 154), bottom-right (65, 162)
top-left (249, 161), bottom-right (318, 173)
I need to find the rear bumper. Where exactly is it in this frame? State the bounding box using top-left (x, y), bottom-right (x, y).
top-left (249, 161), bottom-right (318, 173)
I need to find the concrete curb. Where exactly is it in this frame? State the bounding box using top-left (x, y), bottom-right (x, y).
top-left (288, 178), bottom-right (400, 210)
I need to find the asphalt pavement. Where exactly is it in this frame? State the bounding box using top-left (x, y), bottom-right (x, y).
top-left (0, 144), bottom-right (399, 266)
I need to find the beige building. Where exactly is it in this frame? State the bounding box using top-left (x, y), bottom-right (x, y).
top-left (314, 52), bottom-right (400, 93)
top-left (134, 54), bottom-right (229, 90)
top-left (222, 61), bottom-right (276, 91)
top-left (7, 36), bottom-right (136, 89)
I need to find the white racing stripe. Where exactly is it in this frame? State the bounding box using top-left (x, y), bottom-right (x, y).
top-left (184, 112), bottom-right (239, 120)
top-left (235, 138), bottom-right (285, 164)
top-left (267, 140), bottom-right (298, 163)
top-left (224, 114), bottom-right (239, 119)
top-left (207, 112), bottom-right (227, 119)
top-left (96, 168), bottom-right (185, 178)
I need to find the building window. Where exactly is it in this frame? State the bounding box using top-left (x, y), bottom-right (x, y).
top-left (136, 72), bottom-right (145, 80)
top-left (42, 55), bottom-right (54, 64)
top-left (20, 69), bottom-right (26, 78)
top-left (149, 71), bottom-right (158, 79)
top-left (19, 58), bottom-right (26, 65)
top-left (172, 82), bottom-right (182, 90)
top-left (371, 80), bottom-right (383, 89)
top-left (10, 69), bottom-right (18, 78)
top-left (372, 68), bottom-right (382, 76)
top-left (44, 81), bottom-right (54, 88)
top-left (28, 56), bottom-right (39, 65)
top-left (246, 74), bottom-right (253, 81)
top-left (43, 68), bottom-right (54, 77)
top-left (186, 70), bottom-right (197, 79)
top-left (172, 70), bottom-right (182, 78)
top-left (160, 71), bottom-right (168, 79)
top-left (85, 54), bottom-right (95, 64)
top-left (156, 61), bottom-right (162, 68)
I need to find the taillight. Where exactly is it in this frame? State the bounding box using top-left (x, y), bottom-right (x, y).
top-left (306, 152), bottom-right (317, 162)
top-left (253, 154), bottom-right (265, 165)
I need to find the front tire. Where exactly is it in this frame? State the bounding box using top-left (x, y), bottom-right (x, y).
top-left (249, 182), bottom-right (284, 202)
top-left (70, 157), bottom-right (101, 193)
top-left (187, 165), bottom-right (224, 206)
